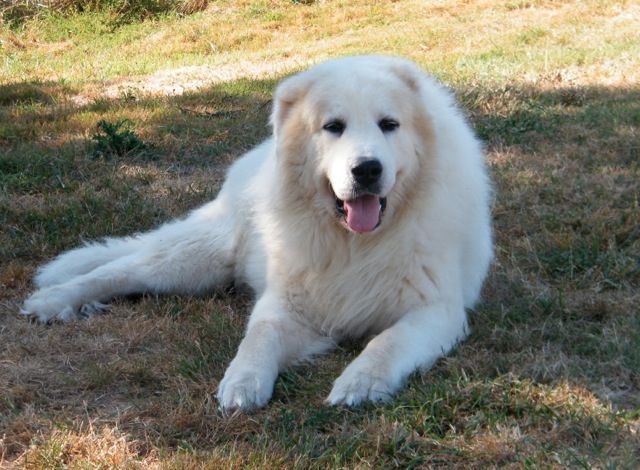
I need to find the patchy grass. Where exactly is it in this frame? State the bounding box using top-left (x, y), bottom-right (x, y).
top-left (1, 0), bottom-right (639, 467)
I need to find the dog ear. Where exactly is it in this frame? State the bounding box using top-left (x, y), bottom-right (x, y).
top-left (387, 58), bottom-right (440, 159)
top-left (270, 71), bottom-right (312, 138)
top-left (387, 58), bottom-right (423, 94)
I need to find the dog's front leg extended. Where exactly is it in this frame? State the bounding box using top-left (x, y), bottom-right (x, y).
top-left (217, 291), bottom-right (333, 411)
top-left (326, 301), bottom-right (468, 406)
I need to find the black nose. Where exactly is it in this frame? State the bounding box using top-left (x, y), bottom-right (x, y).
top-left (351, 159), bottom-right (383, 188)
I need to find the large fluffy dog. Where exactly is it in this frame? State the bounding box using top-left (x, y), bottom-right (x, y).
top-left (22, 56), bottom-right (493, 410)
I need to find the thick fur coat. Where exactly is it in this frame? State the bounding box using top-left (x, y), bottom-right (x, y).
top-left (23, 56), bottom-right (493, 409)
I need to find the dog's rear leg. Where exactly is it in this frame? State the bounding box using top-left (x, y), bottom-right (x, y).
top-left (35, 236), bottom-right (145, 288)
top-left (23, 199), bottom-right (240, 322)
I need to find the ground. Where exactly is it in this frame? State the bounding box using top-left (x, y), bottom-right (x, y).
top-left (1, 0), bottom-right (639, 467)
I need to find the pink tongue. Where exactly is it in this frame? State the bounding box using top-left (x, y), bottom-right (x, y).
top-left (344, 195), bottom-right (381, 233)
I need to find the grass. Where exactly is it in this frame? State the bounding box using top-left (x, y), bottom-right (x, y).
top-left (1, 0), bottom-right (639, 467)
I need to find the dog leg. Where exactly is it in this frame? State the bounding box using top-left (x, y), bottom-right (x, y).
top-left (34, 236), bottom-right (145, 289)
top-left (23, 199), bottom-right (240, 323)
top-left (326, 301), bottom-right (467, 406)
top-left (217, 291), bottom-right (333, 411)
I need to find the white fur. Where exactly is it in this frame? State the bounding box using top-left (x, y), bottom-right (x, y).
top-left (22, 56), bottom-right (493, 410)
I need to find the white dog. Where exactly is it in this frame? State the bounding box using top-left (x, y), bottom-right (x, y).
top-left (22, 56), bottom-right (493, 410)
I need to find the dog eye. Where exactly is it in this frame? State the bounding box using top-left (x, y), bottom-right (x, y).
top-left (323, 119), bottom-right (346, 135)
top-left (378, 118), bottom-right (399, 133)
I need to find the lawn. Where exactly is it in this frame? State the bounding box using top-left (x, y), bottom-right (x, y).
top-left (1, 0), bottom-right (639, 467)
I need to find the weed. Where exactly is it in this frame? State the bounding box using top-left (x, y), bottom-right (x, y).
top-left (92, 119), bottom-right (145, 158)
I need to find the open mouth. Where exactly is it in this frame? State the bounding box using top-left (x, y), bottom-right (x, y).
top-left (335, 193), bottom-right (387, 233)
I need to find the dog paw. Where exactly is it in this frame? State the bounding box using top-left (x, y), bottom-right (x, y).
top-left (78, 301), bottom-right (110, 318)
top-left (21, 288), bottom-right (107, 323)
top-left (216, 364), bottom-right (276, 412)
top-left (326, 360), bottom-right (397, 406)
top-left (21, 287), bottom-right (77, 323)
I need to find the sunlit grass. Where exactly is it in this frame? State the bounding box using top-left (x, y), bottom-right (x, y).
top-left (2, 0), bottom-right (638, 85)
top-left (1, 0), bottom-right (639, 467)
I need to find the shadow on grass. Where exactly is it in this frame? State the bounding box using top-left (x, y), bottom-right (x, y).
top-left (0, 77), bottom-right (638, 466)
top-left (0, 77), bottom-right (274, 258)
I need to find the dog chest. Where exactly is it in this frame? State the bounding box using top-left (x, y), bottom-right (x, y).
top-left (282, 251), bottom-right (437, 339)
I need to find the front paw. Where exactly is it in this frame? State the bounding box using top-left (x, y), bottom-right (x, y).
top-left (216, 363), bottom-right (276, 412)
top-left (326, 359), bottom-right (398, 406)
top-left (21, 287), bottom-right (79, 323)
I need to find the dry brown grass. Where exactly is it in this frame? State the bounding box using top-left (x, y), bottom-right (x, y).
top-left (1, 0), bottom-right (639, 467)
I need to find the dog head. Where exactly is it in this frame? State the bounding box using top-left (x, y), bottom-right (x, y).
top-left (272, 56), bottom-right (436, 234)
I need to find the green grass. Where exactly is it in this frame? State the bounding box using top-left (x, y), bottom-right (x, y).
top-left (1, 0), bottom-right (639, 467)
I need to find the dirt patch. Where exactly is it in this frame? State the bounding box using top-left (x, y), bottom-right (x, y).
top-left (70, 57), bottom-right (314, 106)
